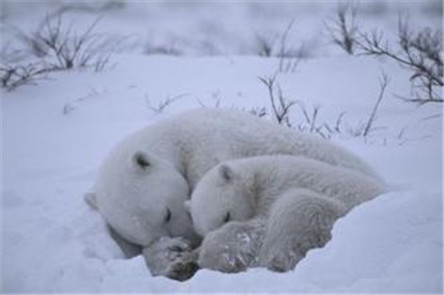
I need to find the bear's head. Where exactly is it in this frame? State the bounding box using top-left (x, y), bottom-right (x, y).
top-left (93, 150), bottom-right (200, 247)
top-left (187, 163), bottom-right (256, 237)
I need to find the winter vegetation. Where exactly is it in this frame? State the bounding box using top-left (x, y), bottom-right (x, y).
top-left (1, 14), bottom-right (119, 91)
top-left (357, 21), bottom-right (443, 104)
top-left (326, 2), bottom-right (443, 105)
top-left (1, 1), bottom-right (442, 293)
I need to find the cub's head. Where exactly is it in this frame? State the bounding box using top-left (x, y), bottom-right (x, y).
top-left (93, 149), bottom-right (199, 247)
top-left (187, 163), bottom-right (255, 237)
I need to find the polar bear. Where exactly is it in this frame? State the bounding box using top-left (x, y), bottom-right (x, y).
top-left (189, 155), bottom-right (386, 273)
top-left (87, 108), bottom-right (381, 279)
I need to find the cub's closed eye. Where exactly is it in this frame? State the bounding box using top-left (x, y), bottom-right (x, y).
top-left (186, 210), bottom-right (193, 222)
top-left (164, 208), bottom-right (172, 223)
top-left (224, 212), bottom-right (231, 223)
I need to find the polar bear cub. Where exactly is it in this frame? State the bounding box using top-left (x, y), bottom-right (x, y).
top-left (188, 155), bottom-right (386, 272)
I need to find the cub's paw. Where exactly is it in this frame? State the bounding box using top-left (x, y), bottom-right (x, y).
top-left (262, 249), bottom-right (305, 272)
top-left (198, 221), bottom-right (265, 273)
top-left (143, 237), bottom-right (197, 280)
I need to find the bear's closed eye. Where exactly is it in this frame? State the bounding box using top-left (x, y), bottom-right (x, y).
top-left (223, 212), bottom-right (231, 223)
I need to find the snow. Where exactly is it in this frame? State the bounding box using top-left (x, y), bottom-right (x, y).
top-left (1, 1), bottom-right (443, 293)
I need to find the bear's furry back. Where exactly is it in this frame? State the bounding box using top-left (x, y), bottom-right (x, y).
top-left (108, 108), bottom-right (381, 188)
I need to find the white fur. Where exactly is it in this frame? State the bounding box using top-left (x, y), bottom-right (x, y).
top-left (198, 219), bottom-right (266, 273)
top-left (190, 155), bottom-right (386, 272)
top-left (89, 108), bottom-right (381, 276)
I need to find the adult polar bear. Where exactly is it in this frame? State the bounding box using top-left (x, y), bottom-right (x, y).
top-left (88, 108), bottom-right (381, 279)
top-left (189, 156), bottom-right (386, 273)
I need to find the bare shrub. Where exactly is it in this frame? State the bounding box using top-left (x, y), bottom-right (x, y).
top-left (249, 106), bottom-right (268, 118)
top-left (325, 1), bottom-right (359, 55)
top-left (259, 74), bottom-right (340, 138)
top-left (326, 3), bottom-right (442, 105)
top-left (277, 20), bottom-right (306, 73)
top-left (342, 73), bottom-right (389, 138)
top-left (259, 75), bottom-right (295, 127)
top-left (362, 73), bottom-right (389, 137)
top-left (24, 15), bottom-right (113, 71)
top-left (146, 93), bottom-right (189, 113)
top-left (356, 19), bottom-right (443, 104)
top-left (291, 101), bottom-right (350, 140)
top-left (253, 20), bottom-right (305, 73)
top-left (293, 101), bottom-right (326, 138)
top-left (258, 73), bottom-right (390, 140)
top-left (1, 13), bottom-right (117, 91)
top-left (62, 103), bottom-right (76, 115)
top-left (325, 112), bottom-right (347, 136)
top-left (0, 62), bottom-right (49, 91)
top-left (327, 4), bottom-right (442, 105)
top-left (196, 97), bottom-right (221, 109)
top-left (254, 33), bottom-right (276, 57)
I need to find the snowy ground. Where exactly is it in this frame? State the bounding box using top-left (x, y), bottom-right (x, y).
top-left (1, 1), bottom-right (443, 293)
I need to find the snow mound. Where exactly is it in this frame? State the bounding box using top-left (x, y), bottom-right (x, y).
top-left (3, 188), bottom-right (441, 293)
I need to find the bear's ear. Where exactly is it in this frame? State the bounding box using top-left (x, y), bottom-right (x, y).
top-left (219, 164), bottom-right (234, 182)
top-left (131, 151), bottom-right (151, 171)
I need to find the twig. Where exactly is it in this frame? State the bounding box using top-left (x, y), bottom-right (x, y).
top-left (325, 1), bottom-right (359, 54)
top-left (355, 17), bottom-right (442, 104)
top-left (147, 93), bottom-right (189, 113)
top-left (362, 73), bottom-right (389, 137)
top-left (259, 75), bottom-right (295, 127)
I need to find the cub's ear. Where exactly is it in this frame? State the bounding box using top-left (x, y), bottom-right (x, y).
top-left (131, 151), bottom-right (151, 171)
top-left (219, 164), bottom-right (234, 182)
top-left (184, 200), bottom-right (191, 213)
top-left (84, 192), bottom-right (97, 209)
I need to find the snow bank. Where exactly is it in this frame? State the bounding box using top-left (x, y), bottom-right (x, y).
top-left (6, 189), bottom-right (439, 293)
